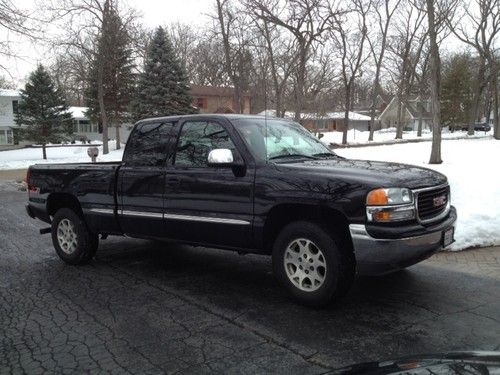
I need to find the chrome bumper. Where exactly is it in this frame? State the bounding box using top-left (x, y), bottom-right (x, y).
top-left (349, 220), bottom-right (456, 276)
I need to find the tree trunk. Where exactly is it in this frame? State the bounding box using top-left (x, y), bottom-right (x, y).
top-left (426, 0), bottom-right (442, 164)
top-left (115, 124), bottom-right (121, 150)
top-left (417, 97), bottom-right (423, 137)
top-left (396, 96), bottom-right (403, 139)
top-left (368, 77), bottom-right (380, 141)
top-left (468, 56), bottom-right (487, 135)
top-left (97, 58), bottom-right (109, 155)
top-left (342, 87), bottom-right (350, 145)
top-left (294, 47), bottom-right (307, 122)
top-left (493, 62), bottom-right (499, 139)
top-left (42, 144), bottom-right (47, 160)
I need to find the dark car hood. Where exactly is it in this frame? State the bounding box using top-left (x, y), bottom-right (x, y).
top-left (332, 351), bottom-right (500, 374)
top-left (280, 158), bottom-right (447, 189)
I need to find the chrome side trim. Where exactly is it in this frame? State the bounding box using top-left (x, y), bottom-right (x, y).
top-left (88, 208), bottom-right (114, 215)
top-left (122, 210), bottom-right (163, 219)
top-left (164, 213), bottom-right (250, 225)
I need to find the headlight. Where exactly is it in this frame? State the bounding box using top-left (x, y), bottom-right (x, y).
top-left (366, 188), bottom-right (415, 222)
top-left (366, 188), bottom-right (413, 205)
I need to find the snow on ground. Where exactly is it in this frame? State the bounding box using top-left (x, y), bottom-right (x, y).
top-left (335, 137), bottom-right (500, 251)
top-left (321, 127), bottom-right (492, 145)
top-left (0, 142), bottom-right (124, 170)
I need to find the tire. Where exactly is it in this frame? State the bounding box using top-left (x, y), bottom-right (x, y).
top-left (51, 208), bottom-right (99, 265)
top-left (272, 221), bottom-right (354, 308)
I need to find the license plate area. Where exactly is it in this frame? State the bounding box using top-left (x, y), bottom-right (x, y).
top-left (442, 227), bottom-right (454, 247)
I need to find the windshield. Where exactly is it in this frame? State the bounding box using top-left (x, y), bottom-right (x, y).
top-left (232, 118), bottom-right (335, 161)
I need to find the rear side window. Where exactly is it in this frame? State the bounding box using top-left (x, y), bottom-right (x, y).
top-left (174, 121), bottom-right (236, 168)
top-left (123, 122), bottom-right (174, 167)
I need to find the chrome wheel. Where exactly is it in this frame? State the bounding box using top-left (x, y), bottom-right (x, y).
top-left (57, 219), bottom-right (78, 254)
top-left (283, 238), bottom-right (327, 292)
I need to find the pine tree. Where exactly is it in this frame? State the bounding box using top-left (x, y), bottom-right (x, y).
top-left (85, 0), bottom-right (135, 153)
top-left (15, 65), bottom-right (73, 160)
top-left (132, 27), bottom-right (196, 121)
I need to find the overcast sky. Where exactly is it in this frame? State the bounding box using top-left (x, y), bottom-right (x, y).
top-left (2, 0), bottom-right (213, 86)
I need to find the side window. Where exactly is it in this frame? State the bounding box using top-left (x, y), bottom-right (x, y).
top-left (124, 122), bottom-right (174, 167)
top-left (174, 121), bottom-right (236, 168)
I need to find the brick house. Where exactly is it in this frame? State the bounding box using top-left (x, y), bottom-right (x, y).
top-left (190, 85), bottom-right (252, 114)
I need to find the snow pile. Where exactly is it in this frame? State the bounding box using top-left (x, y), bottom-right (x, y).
top-left (0, 143), bottom-right (124, 170)
top-left (335, 137), bottom-right (500, 251)
top-left (321, 127), bottom-right (492, 145)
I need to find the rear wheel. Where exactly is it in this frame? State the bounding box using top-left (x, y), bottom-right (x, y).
top-left (51, 208), bottom-right (98, 265)
top-left (272, 221), bottom-right (354, 307)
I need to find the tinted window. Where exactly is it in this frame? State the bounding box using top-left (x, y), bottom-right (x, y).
top-left (124, 122), bottom-right (174, 167)
top-left (174, 121), bottom-right (236, 168)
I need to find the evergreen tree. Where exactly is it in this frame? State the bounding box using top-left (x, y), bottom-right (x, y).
top-left (85, 0), bottom-right (135, 153)
top-left (441, 53), bottom-right (475, 129)
top-left (132, 27), bottom-right (196, 121)
top-left (15, 65), bottom-right (73, 160)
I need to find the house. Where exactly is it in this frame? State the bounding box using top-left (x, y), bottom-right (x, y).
top-left (258, 110), bottom-right (376, 132)
top-left (190, 85), bottom-right (252, 114)
top-left (378, 97), bottom-right (432, 131)
top-left (0, 89), bottom-right (21, 150)
top-left (68, 107), bottom-right (132, 143)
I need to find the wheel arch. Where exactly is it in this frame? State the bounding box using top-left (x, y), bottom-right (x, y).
top-left (262, 203), bottom-right (354, 256)
top-left (47, 193), bottom-right (84, 218)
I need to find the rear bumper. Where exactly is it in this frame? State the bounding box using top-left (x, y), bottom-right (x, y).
top-left (350, 207), bottom-right (457, 275)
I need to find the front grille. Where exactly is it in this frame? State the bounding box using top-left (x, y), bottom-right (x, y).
top-left (416, 185), bottom-right (450, 222)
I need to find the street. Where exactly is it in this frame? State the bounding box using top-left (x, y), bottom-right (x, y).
top-left (1, 185), bottom-right (499, 374)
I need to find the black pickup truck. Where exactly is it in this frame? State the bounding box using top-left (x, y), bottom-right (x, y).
top-left (26, 114), bottom-right (456, 306)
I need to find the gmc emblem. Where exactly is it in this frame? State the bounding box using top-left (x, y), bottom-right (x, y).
top-left (433, 195), bottom-right (447, 207)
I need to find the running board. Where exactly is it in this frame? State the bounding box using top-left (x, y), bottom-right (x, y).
top-left (39, 227), bottom-right (51, 235)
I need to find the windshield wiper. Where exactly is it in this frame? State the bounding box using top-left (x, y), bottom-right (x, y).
top-left (312, 152), bottom-right (338, 158)
top-left (269, 154), bottom-right (318, 161)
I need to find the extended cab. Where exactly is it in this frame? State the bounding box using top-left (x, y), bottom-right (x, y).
top-left (26, 114), bottom-right (456, 306)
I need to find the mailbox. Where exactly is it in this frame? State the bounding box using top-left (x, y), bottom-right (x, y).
top-left (87, 147), bottom-right (99, 163)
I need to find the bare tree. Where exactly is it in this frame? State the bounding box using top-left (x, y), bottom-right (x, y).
top-left (50, 0), bottom-right (138, 153)
top-left (214, 0), bottom-right (251, 113)
top-left (246, 0), bottom-right (331, 121)
top-left (248, 6), bottom-right (296, 117)
top-left (367, 0), bottom-right (401, 141)
top-left (426, 0), bottom-right (443, 163)
top-left (448, 0), bottom-right (500, 136)
top-left (330, 0), bottom-right (369, 144)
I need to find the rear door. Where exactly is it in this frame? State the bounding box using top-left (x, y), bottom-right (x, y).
top-left (164, 119), bottom-right (255, 248)
top-left (117, 121), bottom-right (176, 238)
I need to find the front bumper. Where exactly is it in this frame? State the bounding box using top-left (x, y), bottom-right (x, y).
top-left (350, 206), bottom-right (457, 275)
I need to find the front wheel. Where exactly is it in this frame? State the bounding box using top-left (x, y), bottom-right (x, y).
top-left (272, 221), bottom-right (354, 307)
top-left (51, 208), bottom-right (99, 265)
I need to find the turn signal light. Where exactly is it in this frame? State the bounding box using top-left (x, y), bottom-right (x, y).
top-left (366, 189), bottom-right (388, 205)
top-left (374, 211), bottom-right (391, 221)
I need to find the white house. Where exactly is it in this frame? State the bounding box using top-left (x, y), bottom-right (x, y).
top-left (0, 88), bottom-right (132, 149)
top-left (0, 89), bottom-right (21, 150)
top-left (378, 97), bottom-right (433, 131)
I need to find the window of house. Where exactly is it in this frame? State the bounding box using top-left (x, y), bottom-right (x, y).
top-left (123, 122), bottom-right (175, 167)
top-left (195, 97), bottom-right (206, 109)
top-left (174, 121), bottom-right (235, 168)
top-left (0, 129), bottom-right (14, 145)
top-left (12, 100), bottom-right (18, 115)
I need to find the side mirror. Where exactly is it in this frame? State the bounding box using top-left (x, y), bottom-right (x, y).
top-left (207, 149), bottom-right (244, 168)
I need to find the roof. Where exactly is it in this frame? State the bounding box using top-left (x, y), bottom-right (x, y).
top-left (190, 85), bottom-right (251, 98)
top-left (0, 89), bottom-right (21, 97)
top-left (68, 106), bottom-right (89, 119)
top-left (258, 110), bottom-right (371, 121)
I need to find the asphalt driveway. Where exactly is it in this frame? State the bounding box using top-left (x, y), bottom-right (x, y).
top-left (1, 185), bottom-right (499, 374)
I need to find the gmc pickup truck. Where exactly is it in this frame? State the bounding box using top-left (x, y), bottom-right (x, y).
top-left (26, 114), bottom-right (456, 307)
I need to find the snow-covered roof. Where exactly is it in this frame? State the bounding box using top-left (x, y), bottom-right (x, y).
top-left (68, 106), bottom-right (89, 119)
top-left (258, 109), bottom-right (371, 121)
top-left (0, 89), bottom-right (21, 97)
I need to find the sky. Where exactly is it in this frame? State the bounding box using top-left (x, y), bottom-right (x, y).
top-left (1, 0), bottom-right (213, 86)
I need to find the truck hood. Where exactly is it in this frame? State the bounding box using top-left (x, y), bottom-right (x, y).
top-left (280, 158), bottom-right (447, 189)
